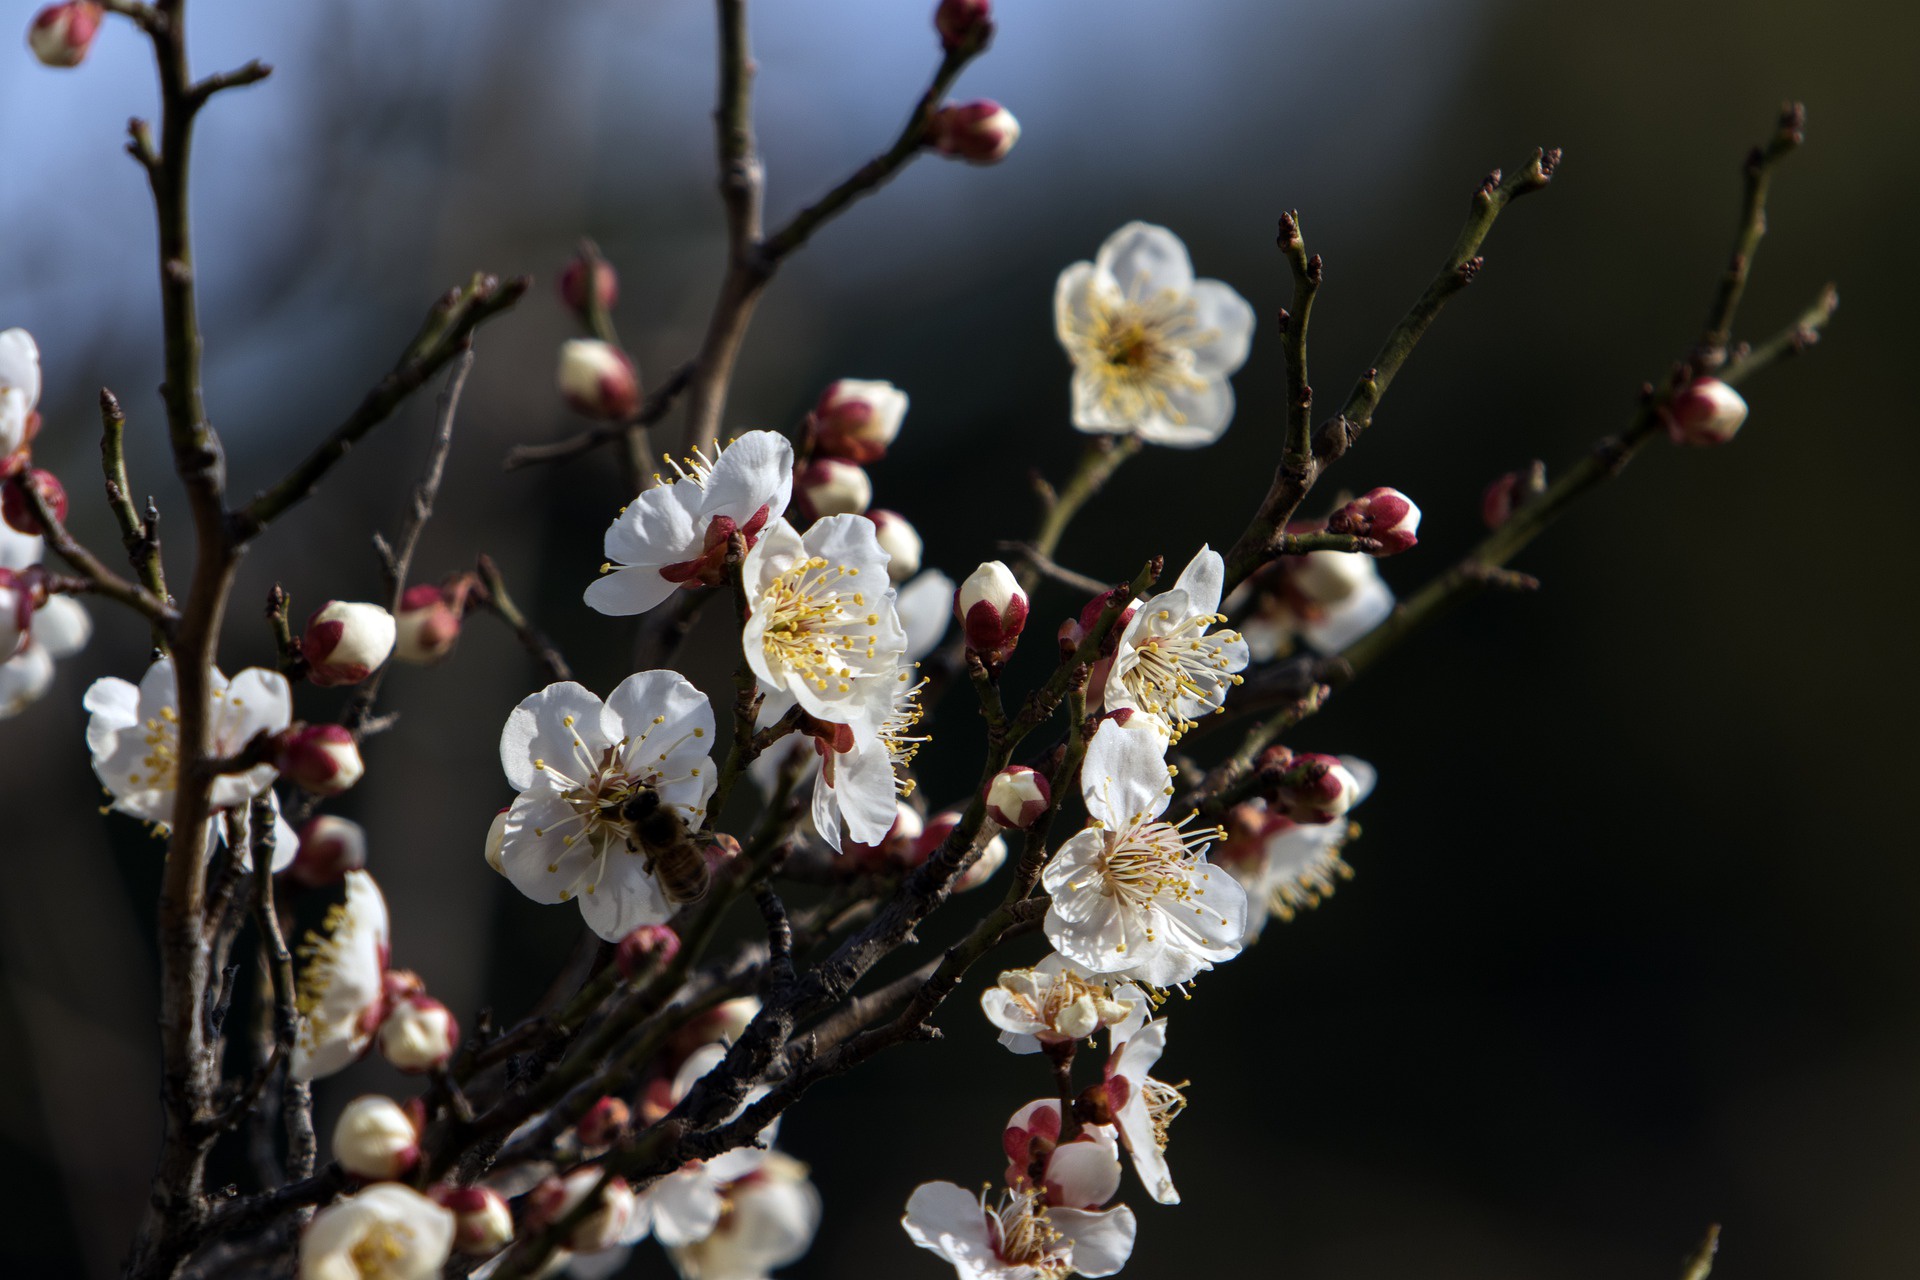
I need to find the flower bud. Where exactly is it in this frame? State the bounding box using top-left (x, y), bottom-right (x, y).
top-left (27, 2), bottom-right (101, 67)
top-left (378, 996), bottom-right (459, 1073)
top-left (1663, 377), bottom-right (1748, 446)
top-left (558, 253), bottom-right (619, 317)
top-left (0, 569), bottom-right (33, 661)
top-left (930, 100), bottom-right (1020, 165)
top-left (792, 457), bottom-right (871, 521)
top-left (430, 1184), bottom-right (514, 1257)
top-left (577, 1095), bottom-right (631, 1148)
top-left (847, 801), bottom-right (926, 871)
top-left (1481, 463), bottom-right (1545, 530)
top-left (935, 0), bottom-right (992, 50)
top-left (1327, 486), bottom-right (1421, 555)
top-left (866, 509), bottom-right (922, 582)
top-left (275, 724), bottom-right (365, 797)
top-left (705, 832), bottom-right (742, 876)
top-left (394, 583), bottom-right (461, 665)
top-left (1268, 751), bottom-right (1360, 824)
top-left (484, 808), bottom-right (508, 874)
top-left (1058, 588), bottom-right (1137, 658)
top-left (332, 1094), bottom-right (421, 1180)
top-left (957, 560), bottom-right (1027, 661)
top-left (954, 830), bottom-right (1008, 892)
top-left (286, 815), bottom-right (369, 889)
top-left (302, 601), bottom-right (396, 687)
top-left (615, 924), bottom-right (681, 978)
top-left (557, 338), bottom-right (640, 421)
top-left (527, 1169), bottom-right (635, 1254)
top-left (1, 468), bottom-right (66, 536)
top-left (985, 765), bottom-right (1050, 830)
top-left (668, 996), bottom-right (761, 1056)
top-left (810, 379), bottom-right (908, 464)
top-left (1289, 550), bottom-right (1375, 606)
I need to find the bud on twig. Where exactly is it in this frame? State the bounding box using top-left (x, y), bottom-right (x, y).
top-left (430, 1184), bottom-right (514, 1257)
top-left (935, 0), bottom-right (992, 50)
top-left (792, 457), bottom-right (872, 521)
top-left (615, 924), bottom-right (682, 978)
top-left (332, 1095), bottom-right (421, 1180)
top-left (527, 1168), bottom-right (635, 1253)
top-left (1662, 377), bottom-right (1748, 446)
top-left (1481, 462), bottom-right (1546, 530)
top-left (810, 379), bottom-right (908, 464)
top-left (930, 101), bottom-right (1021, 165)
top-left (985, 765), bottom-right (1050, 829)
top-left (1, 468), bottom-right (66, 535)
top-left (557, 338), bottom-right (640, 420)
top-left (1261, 749), bottom-right (1361, 824)
top-left (577, 1095), bottom-right (632, 1148)
top-left (302, 601), bottom-right (397, 687)
top-left (394, 582), bottom-right (463, 665)
top-left (27, 2), bottom-right (102, 68)
top-left (1327, 486), bottom-right (1421, 555)
top-left (275, 724), bottom-right (366, 796)
top-left (286, 816), bottom-right (369, 888)
top-left (867, 509), bottom-right (923, 582)
top-left (378, 995), bottom-right (459, 1073)
top-left (559, 251), bottom-right (619, 317)
top-left (958, 560), bottom-right (1027, 663)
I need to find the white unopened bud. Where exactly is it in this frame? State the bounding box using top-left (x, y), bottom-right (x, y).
top-left (301, 600), bottom-right (396, 687)
top-left (430, 1184), bottom-right (515, 1257)
top-left (394, 583), bottom-right (462, 665)
top-left (810, 379), bottom-right (908, 463)
top-left (557, 339), bottom-right (640, 421)
top-left (957, 560), bottom-right (1028, 661)
top-left (955, 830), bottom-right (1009, 892)
top-left (1327, 486), bottom-right (1421, 555)
top-left (930, 100), bottom-right (1020, 164)
top-left (1663, 377), bottom-right (1748, 446)
top-left (984, 765), bottom-right (1050, 830)
top-left (793, 457), bottom-right (872, 521)
top-left (275, 724), bottom-right (365, 796)
top-left (27, 2), bottom-right (102, 67)
top-left (866, 509), bottom-right (922, 582)
top-left (1290, 550), bottom-right (1374, 605)
top-left (332, 1094), bottom-right (421, 1180)
top-left (286, 816), bottom-right (368, 889)
top-left (378, 996), bottom-right (460, 1074)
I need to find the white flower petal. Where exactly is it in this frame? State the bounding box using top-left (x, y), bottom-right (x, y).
top-left (585, 564), bottom-right (680, 617)
top-left (577, 856), bottom-right (674, 941)
top-left (1185, 278), bottom-right (1256, 377)
top-left (1133, 377), bottom-right (1235, 448)
top-left (500, 682), bottom-right (610, 792)
top-left (1050, 1204), bottom-right (1137, 1277)
top-left (1094, 222), bottom-right (1194, 300)
top-left (700, 429), bottom-right (793, 525)
top-left (30, 594), bottom-right (90, 658)
top-left (0, 645), bottom-right (53, 719)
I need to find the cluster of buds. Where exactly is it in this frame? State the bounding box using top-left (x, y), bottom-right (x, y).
top-left (1256, 747), bottom-right (1361, 824)
top-left (274, 724), bottom-right (365, 796)
top-left (430, 1184), bottom-right (515, 1257)
top-left (557, 338), bottom-right (641, 421)
top-left (929, 100), bottom-right (1021, 165)
top-left (1481, 461), bottom-right (1547, 530)
top-left (331, 1094), bottom-right (422, 1180)
top-left (302, 600), bottom-right (397, 687)
top-left (1662, 376), bottom-right (1749, 446)
top-left (1, 468), bottom-right (66, 536)
top-left (285, 816), bottom-right (368, 888)
top-left (27, 1), bottom-right (101, 68)
top-left (1327, 486), bottom-right (1421, 555)
top-left (958, 560), bottom-right (1028, 666)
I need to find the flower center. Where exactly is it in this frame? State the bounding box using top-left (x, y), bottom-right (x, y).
top-left (1079, 290), bottom-right (1211, 424)
top-left (758, 555), bottom-right (877, 695)
top-left (1118, 610), bottom-right (1242, 739)
top-left (527, 712), bottom-right (708, 899)
top-left (123, 704), bottom-right (180, 793)
top-left (1091, 812), bottom-right (1227, 938)
top-left (1141, 1075), bottom-right (1189, 1151)
top-left (986, 1191), bottom-right (1070, 1276)
top-left (347, 1222), bottom-right (414, 1279)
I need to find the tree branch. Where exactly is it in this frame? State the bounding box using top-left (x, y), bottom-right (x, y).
top-left (1699, 103), bottom-right (1805, 366)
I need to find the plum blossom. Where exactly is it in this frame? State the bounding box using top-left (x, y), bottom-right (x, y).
top-left (1099, 1019), bottom-right (1185, 1205)
top-left (624, 1045), bottom-right (784, 1250)
top-left (299, 1182), bottom-right (454, 1280)
top-left (1219, 757), bottom-right (1374, 942)
top-left (1104, 547), bottom-right (1247, 742)
top-left (902, 1182), bottom-right (1136, 1280)
top-left (497, 672), bottom-right (718, 941)
top-left (1055, 222), bottom-right (1255, 447)
top-left (0, 329), bottom-right (41, 469)
top-left (292, 870), bottom-right (390, 1080)
top-left (0, 525), bottom-right (88, 720)
top-left (587, 431), bottom-right (793, 617)
top-left (1043, 716), bottom-right (1246, 988)
top-left (981, 954), bottom-right (1142, 1055)
top-left (665, 1150), bottom-right (822, 1280)
top-left (1232, 549), bottom-right (1394, 659)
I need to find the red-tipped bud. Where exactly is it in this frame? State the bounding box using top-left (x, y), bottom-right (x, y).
top-left (1481, 463), bottom-right (1546, 530)
top-left (957, 560), bottom-right (1027, 661)
top-left (792, 457), bottom-right (872, 521)
top-left (0, 568), bottom-right (33, 661)
top-left (378, 996), bottom-right (459, 1073)
top-left (301, 600), bottom-right (396, 687)
top-left (1269, 752), bottom-right (1360, 824)
top-left (275, 724), bottom-right (365, 797)
top-left (810, 379), bottom-right (908, 464)
top-left (615, 924), bottom-right (682, 978)
top-left (394, 582), bottom-right (462, 665)
top-left (1327, 486), bottom-right (1421, 555)
top-left (930, 100), bottom-right (1020, 165)
top-left (577, 1095), bottom-right (632, 1148)
top-left (285, 815), bottom-right (369, 888)
top-left (1211, 801), bottom-right (1271, 869)
top-left (866, 509), bottom-right (922, 582)
top-left (985, 765), bottom-right (1050, 829)
top-left (1, 468), bottom-right (66, 535)
top-left (1059, 588), bottom-right (1138, 658)
top-left (559, 253), bottom-right (619, 317)
top-left (27, 2), bottom-right (101, 67)
top-left (955, 830), bottom-right (1009, 891)
top-left (557, 338), bottom-right (640, 420)
top-left (332, 1094), bottom-right (421, 1181)
top-left (430, 1185), bottom-right (514, 1257)
top-left (935, 0), bottom-right (992, 50)
top-left (1663, 377), bottom-right (1748, 446)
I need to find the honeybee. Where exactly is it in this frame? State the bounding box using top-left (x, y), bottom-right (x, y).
top-left (620, 787), bottom-right (711, 905)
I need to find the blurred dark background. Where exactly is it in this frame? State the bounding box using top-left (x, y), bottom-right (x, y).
top-left (2, 0), bottom-right (1916, 1275)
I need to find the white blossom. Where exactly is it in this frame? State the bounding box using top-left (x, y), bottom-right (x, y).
top-left (981, 955), bottom-right (1143, 1055)
top-left (1054, 223), bottom-right (1255, 447)
top-left (1225, 757), bottom-right (1374, 941)
top-left (1043, 717), bottom-right (1246, 988)
top-left (587, 431), bottom-right (793, 617)
top-left (0, 525), bottom-right (88, 720)
top-left (626, 1046), bottom-right (782, 1249)
top-left (300, 1183), bottom-right (454, 1280)
top-left (292, 870), bottom-right (390, 1080)
top-left (1235, 550), bottom-right (1394, 659)
top-left (1002, 1100), bottom-right (1125, 1211)
top-left (0, 328), bottom-right (41, 462)
top-left (497, 672), bottom-right (718, 941)
top-left (1104, 546), bottom-right (1247, 742)
top-left (666, 1150), bottom-right (822, 1280)
top-left (1101, 1019), bottom-right (1184, 1205)
top-left (902, 1182), bottom-right (1136, 1280)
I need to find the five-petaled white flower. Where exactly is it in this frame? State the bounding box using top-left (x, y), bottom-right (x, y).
top-left (299, 1182), bottom-right (454, 1280)
top-left (981, 954), bottom-right (1143, 1055)
top-left (902, 1182), bottom-right (1136, 1280)
top-left (1223, 757), bottom-right (1375, 942)
top-left (0, 524), bottom-right (88, 720)
top-left (293, 869), bottom-right (391, 1080)
top-left (1055, 222), bottom-right (1255, 447)
top-left (1104, 547), bottom-right (1247, 742)
top-left (1097, 1018), bottom-right (1186, 1206)
top-left (586, 430), bottom-right (794, 617)
top-left (1043, 716), bottom-right (1246, 988)
top-left (741, 514), bottom-right (907, 742)
top-left (0, 328), bottom-right (41, 465)
top-left (498, 672), bottom-right (718, 941)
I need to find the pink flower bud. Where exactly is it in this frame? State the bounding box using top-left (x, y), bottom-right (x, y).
top-left (27, 2), bottom-right (101, 67)
top-left (0, 569), bottom-right (33, 661)
top-left (866, 509), bottom-right (922, 582)
top-left (1058, 588), bottom-right (1138, 658)
top-left (1663, 377), bottom-right (1748, 446)
top-left (985, 765), bottom-right (1050, 829)
top-left (394, 582), bottom-right (462, 665)
top-left (810, 379), bottom-right (908, 464)
top-left (935, 0), bottom-right (992, 50)
top-left (557, 338), bottom-right (640, 420)
top-left (378, 996), bottom-right (459, 1073)
top-left (1481, 464), bottom-right (1545, 530)
top-left (1327, 486), bottom-right (1421, 555)
top-left (1209, 801), bottom-right (1271, 870)
top-left (577, 1095), bottom-right (632, 1148)
top-left (930, 100), bottom-right (1020, 165)
top-left (792, 457), bottom-right (872, 521)
top-left (301, 600), bottom-right (396, 687)
top-left (559, 253), bottom-right (619, 317)
top-left (615, 924), bottom-right (682, 978)
top-left (527, 1169), bottom-right (635, 1254)
top-left (285, 816), bottom-right (369, 888)
top-left (1, 468), bottom-right (67, 535)
top-left (275, 724), bottom-right (365, 796)
top-left (430, 1184), bottom-right (514, 1257)
top-left (332, 1094), bottom-right (421, 1180)
top-left (1270, 751), bottom-right (1360, 824)
top-left (957, 560), bottom-right (1027, 661)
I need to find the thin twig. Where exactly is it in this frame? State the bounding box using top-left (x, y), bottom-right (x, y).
top-left (502, 362), bottom-right (693, 471)
top-left (1700, 103), bottom-right (1805, 366)
top-left (470, 555), bottom-right (572, 683)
